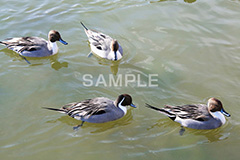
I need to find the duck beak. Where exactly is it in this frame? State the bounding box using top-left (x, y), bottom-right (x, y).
top-left (221, 108), bottom-right (231, 117)
top-left (59, 38), bottom-right (68, 45)
top-left (130, 103), bottom-right (136, 108)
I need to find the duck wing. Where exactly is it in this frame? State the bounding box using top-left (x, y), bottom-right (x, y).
top-left (164, 104), bottom-right (211, 121)
top-left (86, 30), bottom-right (112, 52)
top-left (0, 37), bottom-right (47, 53)
top-left (62, 98), bottom-right (113, 119)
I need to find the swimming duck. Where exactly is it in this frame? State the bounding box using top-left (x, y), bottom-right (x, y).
top-left (80, 22), bottom-right (123, 61)
top-left (44, 94), bottom-right (136, 130)
top-left (0, 30), bottom-right (68, 57)
top-left (146, 98), bottom-right (230, 130)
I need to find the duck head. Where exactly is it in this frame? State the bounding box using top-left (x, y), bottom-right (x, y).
top-left (111, 39), bottom-right (119, 61)
top-left (207, 98), bottom-right (230, 117)
top-left (115, 94), bottom-right (136, 108)
top-left (48, 30), bottom-right (68, 45)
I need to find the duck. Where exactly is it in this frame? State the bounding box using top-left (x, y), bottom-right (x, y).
top-left (145, 98), bottom-right (230, 131)
top-left (80, 22), bottom-right (123, 61)
top-left (43, 94), bottom-right (136, 130)
top-left (0, 30), bottom-right (68, 58)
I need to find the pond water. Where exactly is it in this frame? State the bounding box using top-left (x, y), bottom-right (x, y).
top-left (0, 0), bottom-right (240, 160)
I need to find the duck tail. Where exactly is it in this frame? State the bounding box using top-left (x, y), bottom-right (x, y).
top-left (0, 41), bottom-right (11, 47)
top-left (0, 41), bottom-right (6, 45)
top-left (145, 103), bottom-right (176, 118)
top-left (42, 107), bottom-right (66, 114)
top-left (80, 22), bottom-right (88, 30)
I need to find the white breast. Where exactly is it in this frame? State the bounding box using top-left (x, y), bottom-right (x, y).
top-left (107, 51), bottom-right (122, 60)
top-left (211, 111), bottom-right (226, 124)
top-left (48, 42), bottom-right (58, 55)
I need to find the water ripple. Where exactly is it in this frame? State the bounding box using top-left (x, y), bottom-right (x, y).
top-left (1, 0), bottom-right (240, 160)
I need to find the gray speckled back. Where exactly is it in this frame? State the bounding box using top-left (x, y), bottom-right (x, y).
top-left (71, 97), bottom-right (125, 123)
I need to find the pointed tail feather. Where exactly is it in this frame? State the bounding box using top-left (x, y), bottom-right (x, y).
top-left (145, 103), bottom-right (176, 118)
top-left (80, 22), bottom-right (88, 30)
top-left (42, 107), bottom-right (66, 113)
top-left (0, 41), bottom-right (6, 46)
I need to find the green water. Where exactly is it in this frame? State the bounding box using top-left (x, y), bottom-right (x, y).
top-left (1, 0), bottom-right (240, 160)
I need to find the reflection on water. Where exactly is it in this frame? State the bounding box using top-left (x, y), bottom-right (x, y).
top-left (50, 61), bottom-right (68, 70)
top-left (150, 0), bottom-right (197, 3)
top-left (1, 48), bottom-right (68, 70)
top-left (49, 56), bottom-right (68, 70)
top-left (110, 65), bottom-right (119, 75)
top-left (93, 56), bottom-right (121, 75)
top-left (184, 0), bottom-right (197, 3)
top-left (1, 0), bottom-right (240, 159)
top-left (0, 48), bottom-right (26, 63)
top-left (147, 118), bottom-right (231, 142)
top-left (189, 129), bottom-right (230, 142)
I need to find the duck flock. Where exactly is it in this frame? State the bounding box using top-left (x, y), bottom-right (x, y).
top-left (0, 21), bottom-right (231, 134)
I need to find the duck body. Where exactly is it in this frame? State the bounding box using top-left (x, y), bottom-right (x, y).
top-left (44, 94), bottom-right (136, 126)
top-left (81, 22), bottom-right (123, 61)
top-left (0, 30), bottom-right (68, 57)
top-left (59, 97), bottom-right (126, 123)
top-left (146, 98), bottom-right (231, 130)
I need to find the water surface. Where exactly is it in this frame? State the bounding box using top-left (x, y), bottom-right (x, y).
top-left (1, 0), bottom-right (240, 160)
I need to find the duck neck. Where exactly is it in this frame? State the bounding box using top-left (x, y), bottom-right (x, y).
top-left (48, 41), bottom-right (58, 55)
top-left (107, 51), bottom-right (116, 60)
top-left (115, 98), bottom-right (127, 115)
top-left (211, 111), bottom-right (226, 124)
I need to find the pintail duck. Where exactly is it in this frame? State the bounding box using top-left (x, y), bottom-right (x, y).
top-left (80, 22), bottom-right (123, 61)
top-left (146, 98), bottom-right (230, 131)
top-left (44, 94), bottom-right (136, 130)
top-left (0, 30), bottom-right (68, 57)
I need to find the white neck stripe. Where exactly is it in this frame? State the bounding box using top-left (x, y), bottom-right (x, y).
top-left (118, 97), bottom-right (127, 115)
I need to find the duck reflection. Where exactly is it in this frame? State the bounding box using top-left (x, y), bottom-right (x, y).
top-left (150, 0), bottom-right (197, 3)
top-left (188, 128), bottom-right (230, 142)
top-left (49, 55), bottom-right (68, 70)
top-left (147, 118), bottom-right (230, 142)
top-left (184, 0), bottom-right (197, 3)
top-left (1, 49), bottom-right (68, 70)
top-left (92, 55), bottom-right (120, 75)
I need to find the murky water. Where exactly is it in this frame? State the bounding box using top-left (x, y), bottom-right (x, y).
top-left (1, 0), bottom-right (240, 160)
